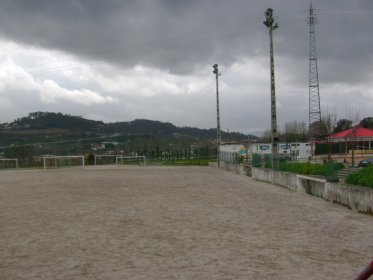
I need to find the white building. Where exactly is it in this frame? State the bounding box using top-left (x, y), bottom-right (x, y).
top-left (219, 143), bottom-right (249, 163)
top-left (219, 142), bottom-right (311, 163)
top-left (288, 142), bottom-right (312, 161)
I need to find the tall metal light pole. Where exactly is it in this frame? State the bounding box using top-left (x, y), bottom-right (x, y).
top-left (263, 8), bottom-right (279, 171)
top-left (213, 64), bottom-right (221, 168)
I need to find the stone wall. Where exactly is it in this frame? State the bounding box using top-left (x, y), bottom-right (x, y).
top-left (252, 167), bottom-right (373, 214)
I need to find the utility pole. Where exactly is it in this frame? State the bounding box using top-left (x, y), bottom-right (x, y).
top-left (263, 8), bottom-right (279, 171)
top-left (213, 64), bottom-right (221, 168)
top-left (308, 2), bottom-right (322, 137)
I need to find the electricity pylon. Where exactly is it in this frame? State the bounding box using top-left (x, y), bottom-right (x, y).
top-left (308, 2), bottom-right (322, 136)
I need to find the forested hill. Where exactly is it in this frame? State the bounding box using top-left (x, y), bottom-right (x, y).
top-left (3, 112), bottom-right (257, 141)
top-left (107, 119), bottom-right (256, 140)
top-left (13, 112), bottom-right (103, 131)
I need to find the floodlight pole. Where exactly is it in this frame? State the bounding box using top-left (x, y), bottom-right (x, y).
top-left (213, 64), bottom-right (222, 168)
top-left (263, 8), bottom-right (279, 171)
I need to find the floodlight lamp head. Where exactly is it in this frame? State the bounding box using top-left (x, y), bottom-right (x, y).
top-left (264, 8), bottom-right (274, 26)
top-left (265, 8), bottom-right (273, 19)
top-left (212, 64), bottom-right (219, 74)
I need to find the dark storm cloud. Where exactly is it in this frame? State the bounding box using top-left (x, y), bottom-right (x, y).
top-left (1, 0), bottom-right (370, 77)
top-left (1, 0), bottom-right (373, 132)
top-left (0, 0), bottom-right (371, 74)
top-left (0, 0), bottom-right (295, 73)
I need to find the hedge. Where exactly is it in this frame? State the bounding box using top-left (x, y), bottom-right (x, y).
top-left (265, 162), bottom-right (344, 176)
top-left (345, 166), bottom-right (373, 188)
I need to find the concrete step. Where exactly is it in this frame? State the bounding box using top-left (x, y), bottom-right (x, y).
top-left (336, 167), bottom-right (361, 180)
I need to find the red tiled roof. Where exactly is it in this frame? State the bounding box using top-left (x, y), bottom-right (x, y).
top-left (328, 127), bottom-right (373, 139)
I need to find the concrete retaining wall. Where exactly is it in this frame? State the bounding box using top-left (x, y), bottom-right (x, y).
top-left (220, 162), bottom-right (251, 176)
top-left (252, 168), bottom-right (298, 191)
top-left (297, 175), bottom-right (326, 199)
top-left (252, 167), bottom-right (373, 214)
top-left (325, 183), bottom-right (373, 213)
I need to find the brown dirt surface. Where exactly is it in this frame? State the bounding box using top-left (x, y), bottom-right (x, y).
top-left (0, 166), bottom-right (372, 279)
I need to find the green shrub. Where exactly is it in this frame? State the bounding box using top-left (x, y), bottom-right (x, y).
top-left (345, 166), bottom-right (373, 188)
top-left (86, 153), bottom-right (95, 165)
top-left (334, 162), bottom-right (345, 170)
top-left (277, 162), bottom-right (344, 176)
top-left (252, 154), bottom-right (263, 167)
top-left (279, 162), bottom-right (321, 175)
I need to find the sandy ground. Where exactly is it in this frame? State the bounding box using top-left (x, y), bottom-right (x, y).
top-left (0, 165), bottom-right (372, 280)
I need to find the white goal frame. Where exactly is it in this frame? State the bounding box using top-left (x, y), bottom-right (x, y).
top-left (94, 155), bottom-right (122, 165)
top-left (115, 156), bottom-right (147, 166)
top-left (0, 158), bottom-right (19, 169)
top-left (43, 156), bottom-right (85, 169)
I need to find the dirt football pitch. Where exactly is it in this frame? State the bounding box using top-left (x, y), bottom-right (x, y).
top-left (0, 165), bottom-right (372, 279)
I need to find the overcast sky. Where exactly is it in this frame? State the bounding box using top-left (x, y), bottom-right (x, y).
top-left (0, 0), bottom-right (372, 135)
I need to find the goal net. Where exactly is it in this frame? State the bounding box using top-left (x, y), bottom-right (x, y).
top-left (116, 156), bottom-right (147, 166)
top-left (0, 158), bottom-right (18, 169)
top-left (43, 156), bottom-right (85, 169)
top-left (94, 155), bottom-right (122, 165)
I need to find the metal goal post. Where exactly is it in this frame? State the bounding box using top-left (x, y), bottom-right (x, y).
top-left (94, 155), bottom-right (122, 165)
top-left (115, 156), bottom-right (147, 166)
top-left (0, 158), bottom-right (19, 169)
top-left (43, 156), bottom-right (85, 169)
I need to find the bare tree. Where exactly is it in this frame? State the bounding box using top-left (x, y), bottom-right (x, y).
top-left (347, 111), bottom-right (361, 166)
top-left (309, 106), bottom-right (337, 139)
top-left (260, 129), bottom-right (272, 143)
top-left (282, 121), bottom-right (308, 142)
top-left (313, 113), bottom-right (337, 139)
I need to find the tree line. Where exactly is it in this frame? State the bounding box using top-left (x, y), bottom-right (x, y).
top-left (261, 116), bottom-right (373, 142)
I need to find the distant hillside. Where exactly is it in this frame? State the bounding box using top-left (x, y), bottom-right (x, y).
top-left (13, 112), bottom-right (103, 131)
top-left (106, 119), bottom-right (177, 135)
top-left (0, 112), bottom-right (258, 164)
top-left (106, 119), bottom-right (257, 141)
top-left (1, 112), bottom-right (257, 141)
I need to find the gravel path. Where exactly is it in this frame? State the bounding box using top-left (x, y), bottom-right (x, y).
top-left (0, 166), bottom-right (372, 279)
